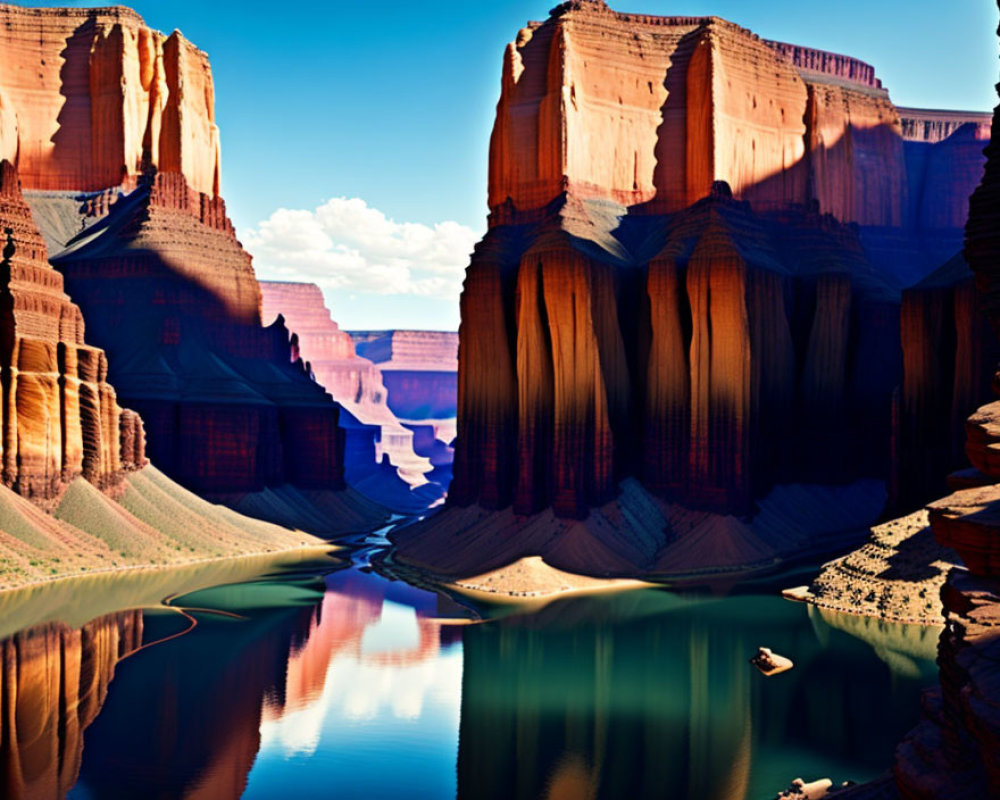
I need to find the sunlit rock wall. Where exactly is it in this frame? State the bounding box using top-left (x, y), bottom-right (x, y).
top-left (0, 3), bottom-right (220, 196)
top-left (0, 159), bottom-right (145, 500)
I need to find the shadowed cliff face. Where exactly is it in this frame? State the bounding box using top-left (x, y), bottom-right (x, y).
top-left (46, 172), bottom-right (344, 497)
top-left (452, 191), bottom-right (900, 519)
top-left (450, 0), bottom-right (986, 526)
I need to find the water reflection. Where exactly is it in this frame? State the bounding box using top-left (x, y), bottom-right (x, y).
top-left (457, 591), bottom-right (934, 800)
top-left (0, 560), bottom-right (937, 800)
top-left (0, 612), bottom-right (142, 799)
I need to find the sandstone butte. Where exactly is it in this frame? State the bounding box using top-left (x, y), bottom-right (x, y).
top-left (0, 3), bottom-right (393, 532)
top-left (390, 0), bottom-right (994, 589)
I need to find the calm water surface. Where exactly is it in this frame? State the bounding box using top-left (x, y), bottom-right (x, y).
top-left (1, 535), bottom-right (938, 800)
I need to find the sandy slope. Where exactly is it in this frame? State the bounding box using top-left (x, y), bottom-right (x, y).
top-left (0, 465), bottom-right (331, 593)
top-left (390, 478), bottom-right (887, 598)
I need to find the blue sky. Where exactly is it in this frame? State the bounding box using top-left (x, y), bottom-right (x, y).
top-left (19, 0), bottom-right (1000, 329)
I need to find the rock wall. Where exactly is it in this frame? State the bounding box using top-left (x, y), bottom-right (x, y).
top-left (258, 281), bottom-right (447, 508)
top-left (892, 5), bottom-right (1000, 795)
top-left (0, 3), bottom-right (220, 196)
top-left (0, 611), bottom-right (143, 800)
top-left (47, 172), bottom-right (343, 496)
top-left (453, 0), bottom-right (987, 522)
top-left (452, 185), bottom-right (899, 518)
top-left (895, 255), bottom-right (1000, 511)
top-left (0, 159), bottom-right (145, 500)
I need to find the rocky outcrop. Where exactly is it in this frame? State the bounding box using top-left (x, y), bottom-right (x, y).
top-left (0, 611), bottom-right (143, 800)
top-left (0, 159), bottom-right (145, 499)
top-left (45, 171), bottom-right (345, 499)
top-left (891, 5), bottom-right (1000, 796)
top-left (0, 3), bottom-right (220, 196)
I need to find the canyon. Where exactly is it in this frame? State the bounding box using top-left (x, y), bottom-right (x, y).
top-left (0, 2), bottom-right (399, 534)
top-left (393, 0), bottom-right (992, 584)
top-left (259, 281), bottom-right (457, 511)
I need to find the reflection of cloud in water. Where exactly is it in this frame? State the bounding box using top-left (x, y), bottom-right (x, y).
top-left (260, 580), bottom-right (462, 759)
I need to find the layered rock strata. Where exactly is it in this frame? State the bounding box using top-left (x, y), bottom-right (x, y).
top-left (46, 171), bottom-right (345, 499)
top-left (0, 3), bottom-right (371, 520)
top-left (0, 3), bottom-right (220, 195)
top-left (0, 159), bottom-right (145, 499)
top-left (423, 0), bottom-right (987, 569)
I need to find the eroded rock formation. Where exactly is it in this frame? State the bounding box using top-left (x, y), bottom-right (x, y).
top-left (891, 5), bottom-right (1000, 796)
top-left (259, 281), bottom-right (452, 511)
top-left (0, 3), bottom-right (220, 195)
top-left (0, 159), bottom-right (145, 499)
top-left (450, 0), bottom-right (987, 525)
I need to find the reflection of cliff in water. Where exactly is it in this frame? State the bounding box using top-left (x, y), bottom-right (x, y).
top-left (456, 591), bottom-right (933, 800)
top-left (0, 611), bottom-right (143, 800)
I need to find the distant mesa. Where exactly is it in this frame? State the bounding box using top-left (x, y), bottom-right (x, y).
top-left (392, 0), bottom-right (993, 585)
top-left (259, 281), bottom-right (457, 512)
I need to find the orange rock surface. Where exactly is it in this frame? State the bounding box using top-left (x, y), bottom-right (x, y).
top-left (0, 3), bottom-right (220, 196)
top-left (488, 1), bottom-right (929, 227)
top-left (0, 159), bottom-right (145, 499)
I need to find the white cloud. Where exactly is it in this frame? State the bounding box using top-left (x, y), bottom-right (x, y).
top-left (242, 198), bottom-right (480, 303)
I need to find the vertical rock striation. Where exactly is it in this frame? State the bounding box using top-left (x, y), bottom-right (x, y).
top-left (0, 159), bottom-right (145, 500)
top-left (451, 0), bottom-right (983, 525)
top-left (0, 4), bottom-right (220, 195)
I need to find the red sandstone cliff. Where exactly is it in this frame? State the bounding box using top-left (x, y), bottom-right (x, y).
top-left (0, 3), bottom-right (219, 196)
top-left (0, 159), bottom-right (144, 499)
top-left (456, 0), bottom-right (987, 519)
top-left (0, 4), bottom-right (374, 512)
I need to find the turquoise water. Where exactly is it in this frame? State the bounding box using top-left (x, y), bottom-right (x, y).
top-left (1, 544), bottom-right (937, 799)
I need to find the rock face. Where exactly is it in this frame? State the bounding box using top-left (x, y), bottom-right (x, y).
top-left (45, 171), bottom-right (343, 497)
top-left (0, 5), bottom-right (356, 505)
top-left (0, 159), bottom-right (145, 500)
top-left (891, 5), bottom-right (1000, 796)
top-left (448, 0), bottom-right (984, 529)
top-left (895, 254), bottom-right (1000, 510)
top-left (0, 3), bottom-right (220, 196)
top-left (0, 611), bottom-right (143, 800)
top-left (351, 328), bottom-right (459, 478)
